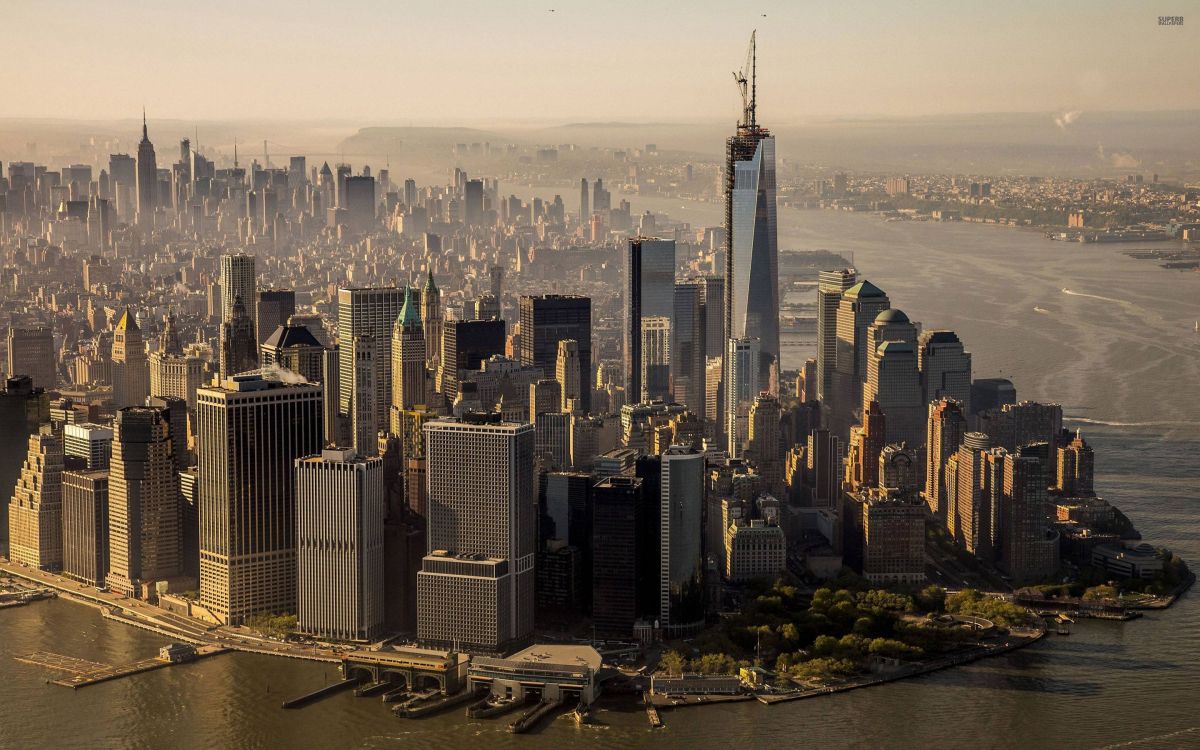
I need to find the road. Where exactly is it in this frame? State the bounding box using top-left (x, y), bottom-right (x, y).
top-left (0, 558), bottom-right (341, 663)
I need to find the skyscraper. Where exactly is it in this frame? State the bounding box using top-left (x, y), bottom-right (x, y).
top-left (62, 469), bottom-right (109, 587)
top-left (219, 295), bottom-right (258, 380)
top-left (833, 280), bottom-right (890, 433)
top-left (6, 326), bottom-right (55, 390)
top-left (196, 373), bottom-right (323, 625)
top-left (7, 426), bottom-right (64, 570)
top-left (725, 337), bottom-right (760, 456)
top-left (337, 286), bottom-right (406, 429)
top-left (724, 32), bottom-right (779, 384)
top-left (417, 416), bottom-right (535, 653)
top-left (555, 339), bottom-right (581, 414)
top-left (111, 308), bottom-right (150, 409)
top-left (519, 294), bottom-right (592, 414)
top-left (105, 406), bottom-right (182, 597)
top-left (817, 268), bottom-right (856, 410)
top-left (295, 449), bottom-right (386, 641)
top-left (219, 253), bottom-right (257, 327)
top-left (390, 287), bottom-right (427, 421)
top-left (0, 376), bottom-right (49, 548)
top-left (256, 289), bottom-right (296, 347)
top-left (919, 330), bottom-right (972, 412)
top-left (659, 446), bottom-right (705, 636)
top-left (925, 398), bottom-right (966, 521)
top-left (624, 238), bottom-right (675, 403)
top-left (136, 112), bottom-right (157, 226)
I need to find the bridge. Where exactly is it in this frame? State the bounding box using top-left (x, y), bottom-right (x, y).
top-left (339, 647), bottom-right (467, 695)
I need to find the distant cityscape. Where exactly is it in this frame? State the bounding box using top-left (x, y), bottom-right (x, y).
top-left (0, 32), bottom-right (1195, 731)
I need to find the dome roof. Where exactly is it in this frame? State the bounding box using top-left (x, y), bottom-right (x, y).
top-left (874, 308), bottom-right (909, 325)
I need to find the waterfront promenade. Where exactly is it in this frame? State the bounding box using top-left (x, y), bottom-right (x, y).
top-left (0, 558), bottom-right (341, 664)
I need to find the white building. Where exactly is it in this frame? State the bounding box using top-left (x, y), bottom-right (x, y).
top-left (295, 449), bottom-right (385, 642)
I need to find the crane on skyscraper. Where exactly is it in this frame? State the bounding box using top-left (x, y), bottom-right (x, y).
top-left (732, 30), bottom-right (757, 129)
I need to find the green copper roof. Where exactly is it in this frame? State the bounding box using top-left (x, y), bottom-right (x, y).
top-left (396, 286), bottom-right (421, 329)
top-left (845, 280), bottom-right (886, 299)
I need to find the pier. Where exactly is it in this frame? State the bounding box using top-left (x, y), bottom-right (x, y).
top-left (16, 645), bottom-right (228, 689)
top-left (280, 677), bottom-right (362, 709)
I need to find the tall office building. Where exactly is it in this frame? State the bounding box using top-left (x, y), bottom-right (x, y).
top-left (6, 326), bottom-right (55, 390)
top-left (256, 289), bottom-right (296, 347)
top-left (748, 394), bottom-right (783, 496)
top-left (518, 295), bottom-right (592, 414)
top-left (659, 446), bottom-right (705, 636)
top-left (440, 319), bottom-right (505, 402)
top-left (390, 287), bottom-right (427, 422)
top-left (111, 309), bottom-right (150, 409)
top-left (219, 253), bottom-right (257, 326)
top-left (63, 422), bottom-right (113, 470)
top-left (591, 475), bottom-right (643, 638)
top-left (136, 113), bottom-right (157, 226)
top-left (337, 286), bottom-right (406, 428)
top-left (105, 406), bottom-right (182, 597)
top-left (725, 337), bottom-right (760, 456)
top-left (833, 280), bottom-right (890, 433)
top-left (295, 449), bottom-right (386, 641)
top-left (724, 34), bottom-right (779, 384)
top-left (416, 416), bottom-right (535, 653)
top-left (624, 238), bottom-right (675, 402)
top-left (640, 316), bottom-right (671, 403)
top-left (951, 432), bottom-right (992, 548)
top-left (350, 335), bottom-right (380, 457)
top-left (672, 283), bottom-right (704, 413)
top-left (0, 376), bottom-right (49, 547)
top-left (1057, 430), bottom-right (1094, 496)
top-left (817, 268), bottom-right (857, 409)
top-left (421, 270), bottom-right (442, 367)
top-left (196, 373), bottom-right (323, 625)
top-left (260, 323), bottom-right (325, 383)
top-left (925, 398), bottom-right (966, 520)
top-left (7, 427), bottom-right (64, 570)
top-left (864, 337), bottom-right (924, 449)
top-left (219, 295), bottom-right (259, 380)
top-left (555, 339), bottom-right (581, 414)
top-left (919, 330), bottom-right (972, 412)
top-left (62, 469), bottom-right (109, 586)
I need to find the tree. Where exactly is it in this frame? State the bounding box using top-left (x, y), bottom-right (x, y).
top-left (659, 650), bottom-right (686, 676)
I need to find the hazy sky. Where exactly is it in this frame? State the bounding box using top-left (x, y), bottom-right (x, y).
top-left (3, 0), bottom-right (1196, 123)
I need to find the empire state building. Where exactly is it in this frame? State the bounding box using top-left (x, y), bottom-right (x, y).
top-left (723, 31), bottom-right (779, 386)
top-left (136, 111), bottom-right (157, 227)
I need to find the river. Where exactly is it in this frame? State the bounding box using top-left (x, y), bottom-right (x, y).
top-left (2, 205), bottom-right (1198, 749)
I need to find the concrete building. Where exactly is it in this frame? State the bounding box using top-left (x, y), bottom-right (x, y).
top-left (417, 416), bottom-right (535, 654)
top-left (105, 406), bottom-right (183, 597)
top-left (861, 488), bottom-right (926, 585)
top-left (659, 446), bottom-right (705, 636)
top-left (111, 309), bottom-right (150, 409)
top-left (196, 373), bottom-right (323, 625)
top-left (6, 326), bottom-right (55, 391)
top-left (469, 644), bottom-right (602, 706)
top-left (723, 519), bottom-right (785, 582)
top-left (7, 427), bottom-right (64, 570)
top-left (63, 422), bottom-right (113, 470)
top-left (296, 449), bottom-right (386, 641)
top-left (61, 469), bottom-right (109, 586)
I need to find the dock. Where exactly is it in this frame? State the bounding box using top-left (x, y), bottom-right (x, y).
top-left (281, 677), bottom-right (362, 709)
top-left (17, 645), bottom-right (228, 689)
top-left (508, 697), bottom-right (564, 734)
top-left (394, 687), bottom-right (482, 718)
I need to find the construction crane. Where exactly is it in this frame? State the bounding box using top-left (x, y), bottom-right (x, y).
top-left (732, 30), bottom-right (757, 129)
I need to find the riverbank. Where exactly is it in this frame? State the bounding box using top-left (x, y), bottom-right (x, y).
top-left (0, 559), bottom-right (341, 665)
